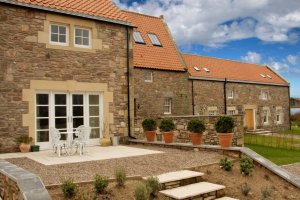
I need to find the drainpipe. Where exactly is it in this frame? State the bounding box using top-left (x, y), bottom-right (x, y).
top-left (126, 26), bottom-right (136, 139)
top-left (192, 80), bottom-right (195, 115)
top-left (288, 85), bottom-right (291, 130)
top-left (224, 78), bottom-right (227, 115)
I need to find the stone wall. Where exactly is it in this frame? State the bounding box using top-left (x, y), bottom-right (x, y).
top-left (133, 68), bottom-right (192, 118)
top-left (134, 115), bottom-right (244, 146)
top-left (0, 4), bottom-right (133, 152)
top-left (193, 80), bottom-right (290, 131)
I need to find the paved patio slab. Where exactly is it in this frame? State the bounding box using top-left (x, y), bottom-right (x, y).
top-left (0, 146), bottom-right (163, 166)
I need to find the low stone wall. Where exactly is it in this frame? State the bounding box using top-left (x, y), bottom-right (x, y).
top-left (134, 115), bottom-right (244, 146)
top-left (0, 160), bottom-right (51, 200)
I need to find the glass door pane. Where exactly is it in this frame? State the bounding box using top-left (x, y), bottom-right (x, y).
top-left (89, 95), bottom-right (101, 139)
top-left (36, 94), bottom-right (50, 142)
top-left (54, 94), bottom-right (67, 140)
top-left (72, 94), bottom-right (84, 131)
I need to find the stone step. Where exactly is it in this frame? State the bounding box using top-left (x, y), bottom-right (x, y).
top-left (159, 182), bottom-right (226, 200)
top-left (215, 197), bottom-right (239, 200)
top-left (246, 130), bottom-right (271, 135)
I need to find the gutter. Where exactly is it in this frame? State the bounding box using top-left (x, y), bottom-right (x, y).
top-left (1, 0), bottom-right (133, 27)
top-left (189, 76), bottom-right (290, 87)
top-left (126, 27), bottom-right (136, 139)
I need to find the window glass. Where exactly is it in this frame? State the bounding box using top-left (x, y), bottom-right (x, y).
top-left (163, 98), bottom-right (172, 114)
top-left (148, 33), bottom-right (162, 46)
top-left (133, 32), bottom-right (145, 43)
top-left (75, 27), bottom-right (90, 47)
top-left (50, 24), bottom-right (67, 44)
top-left (144, 71), bottom-right (153, 82)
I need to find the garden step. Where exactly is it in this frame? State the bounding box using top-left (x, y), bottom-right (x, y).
top-left (246, 130), bottom-right (271, 135)
top-left (215, 197), bottom-right (239, 200)
top-left (159, 182), bottom-right (226, 200)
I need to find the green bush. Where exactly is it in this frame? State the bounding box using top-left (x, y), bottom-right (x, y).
top-left (215, 116), bottom-right (235, 133)
top-left (115, 167), bottom-right (126, 187)
top-left (61, 178), bottom-right (76, 199)
top-left (159, 118), bottom-right (175, 132)
top-left (187, 119), bottom-right (206, 133)
top-left (241, 182), bottom-right (251, 196)
top-left (240, 156), bottom-right (254, 176)
top-left (219, 157), bottom-right (233, 171)
top-left (145, 176), bottom-right (161, 196)
top-left (134, 183), bottom-right (149, 200)
top-left (16, 135), bottom-right (33, 144)
top-left (142, 119), bottom-right (157, 131)
top-left (94, 174), bottom-right (109, 194)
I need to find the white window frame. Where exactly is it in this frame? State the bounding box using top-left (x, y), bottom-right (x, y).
top-left (50, 24), bottom-right (69, 46)
top-left (263, 110), bottom-right (269, 125)
top-left (74, 27), bottom-right (92, 48)
top-left (133, 31), bottom-right (145, 44)
top-left (208, 110), bottom-right (217, 116)
top-left (228, 110), bottom-right (236, 115)
top-left (228, 90), bottom-right (234, 99)
top-left (276, 109), bottom-right (282, 124)
top-left (144, 71), bottom-right (153, 82)
top-left (163, 98), bottom-right (172, 114)
top-left (261, 91), bottom-right (268, 100)
top-left (148, 33), bottom-right (162, 46)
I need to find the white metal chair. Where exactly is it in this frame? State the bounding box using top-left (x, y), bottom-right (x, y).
top-left (50, 127), bottom-right (68, 157)
top-left (73, 126), bottom-right (91, 155)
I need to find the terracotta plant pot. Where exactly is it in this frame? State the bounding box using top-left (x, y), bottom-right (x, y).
top-left (218, 133), bottom-right (233, 148)
top-left (163, 131), bottom-right (174, 143)
top-left (145, 131), bottom-right (156, 142)
top-left (19, 143), bottom-right (31, 153)
top-left (190, 133), bottom-right (203, 145)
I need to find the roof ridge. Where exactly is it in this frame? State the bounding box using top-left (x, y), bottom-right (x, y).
top-left (122, 9), bottom-right (162, 20)
top-left (182, 52), bottom-right (266, 68)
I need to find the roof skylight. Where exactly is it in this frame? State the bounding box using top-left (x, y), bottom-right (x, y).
top-left (204, 68), bottom-right (210, 72)
top-left (266, 75), bottom-right (272, 79)
top-left (194, 66), bottom-right (200, 71)
top-left (148, 33), bottom-right (162, 46)
top-left (260, 74), bottom-right (266, 78)
top-left (133, 32), bottom-right (145, 44)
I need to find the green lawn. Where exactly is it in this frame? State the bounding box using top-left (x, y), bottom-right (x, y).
top-left (280, 126), bottom-right (300, 136)
top-left (245, 144), bottom-right (300, 165)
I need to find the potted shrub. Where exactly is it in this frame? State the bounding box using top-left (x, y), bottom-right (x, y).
top-left (187, 119), bottom-right (206, 145)
top-left (16, 135), bottom-right (33, 153)
top-left (159, 118), bottom-right (175, 143)
top-left (142, 119), bottom-right (157, 142)
top-left (215, 116), bottom-right (235, 147)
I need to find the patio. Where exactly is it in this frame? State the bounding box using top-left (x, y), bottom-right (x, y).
top-left (0, 145), bottom-right (162, 165)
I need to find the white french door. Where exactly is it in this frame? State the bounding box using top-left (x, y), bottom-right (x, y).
top-left (35, 92), bottom-right (103, 149)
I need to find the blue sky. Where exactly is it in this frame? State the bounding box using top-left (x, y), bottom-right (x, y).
top-left (114, 0), bottom-right (300, 97)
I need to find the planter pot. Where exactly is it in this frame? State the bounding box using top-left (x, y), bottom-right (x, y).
top-left (31, 145), bottom-right (40, 152)
top-left (111, 136), bottom-right (120, 146)
top-left (190, 133), bottom-right (203, 145)
top-left (100, 138), bottom-right (111, 146)
top-left (145, 131), bottom-right (156, 142)
top-left (19, 143), bottom-right (31, 153)
top-left (218, 133), bottom-right (233, 148)
top-left (163, 131), bottom-right (174, 143)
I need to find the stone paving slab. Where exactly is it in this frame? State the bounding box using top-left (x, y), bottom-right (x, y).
top-left (0, 146), bottom-right (163, 165)
top-left (241, 147), bottom-right (300, 188)
top-left (160, 182), bottom-right (225, 199)
top-left (143, 170), bottom-right (204, 184)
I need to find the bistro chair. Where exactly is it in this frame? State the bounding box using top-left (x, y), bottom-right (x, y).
top-left (73, 125), bottom-right (91, 155)
top-left (50, 127), bottom-right (68, 157)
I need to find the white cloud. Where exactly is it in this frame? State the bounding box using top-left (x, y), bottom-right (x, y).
top-left (241, 51), bottom-right (262, 64)
top-left (115, 0), bottom-right (300, 47)
top-left (286, 55), bottom-right (298, 65)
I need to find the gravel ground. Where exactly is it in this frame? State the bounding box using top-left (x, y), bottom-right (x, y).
top-left (282, 162), bottom-right (300, 178)
top-left (5, 145), bottom-right (223, 185)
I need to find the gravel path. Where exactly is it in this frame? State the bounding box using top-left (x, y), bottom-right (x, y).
top-left (282, 162), bottom-right (300, 178)
top-left (5, 145), bottom-right (222, 185)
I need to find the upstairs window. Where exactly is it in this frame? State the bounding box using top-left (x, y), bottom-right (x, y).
top-left (148, 33), bottom-right (162, 46)
top-left (228, 110), bottom-right (236, 115)
top-left (208, 111), bottom-right (217, 116)
top-left (50, 24), bottom-right (68, 45)
top-left (144, 71), bottom-right (153, 82)
top-left (163, 98), bottom-right (172, 114)
top-left (74, 27), bottom-right (91, 48)
top-left (228, 90), bottom-right (234, 99)
top-left (261, 91), bottom-right (268, 100)
top-left (133, 32), bottom-right (145, 44)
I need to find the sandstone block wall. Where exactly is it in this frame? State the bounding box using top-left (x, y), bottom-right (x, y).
top-left (0, 4), bottom-right (132, 152)
top-left (133, 68), bottom-right (192, 118)
top-left (193, 80), bottom-right (290, 131)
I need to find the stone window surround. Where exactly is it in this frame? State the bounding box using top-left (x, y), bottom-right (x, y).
top-left (227, 106), bottom-right (238, 115)
top-left (50, 23), bottom-right (69, 46)
top-left (276, 106), bottom-right (283, 124)
top-left (260, 90), bottom-right (269, 100)
top-left (227, 90), bottom-right (234, 99)
top-left (262, 107), bottom-right (270, 125)
top-left (22, 80), bottom-right (114, 147)
top-left (144, 70), bottom-right (153, 82)
top-left (38, 13), bottom-right (103, 53)
top-left (207, 106), bottom-right (218, 116)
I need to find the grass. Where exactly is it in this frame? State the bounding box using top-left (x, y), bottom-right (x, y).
top-left (280, 126), bottom-right (300, 136)
top-left (244, 134), bottom-right (300, 151)
top-left (245, 144), bottom-right (300, 165)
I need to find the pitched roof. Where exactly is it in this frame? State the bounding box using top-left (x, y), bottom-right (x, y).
top-left (4, 0), bottom-right (131, 25)
top-left (183, 54), bottom-right (288, 85)
top-left (123, 10), bottom-right (186, 71)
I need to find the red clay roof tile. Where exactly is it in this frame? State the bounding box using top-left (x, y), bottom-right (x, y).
top-left (8, 0), bottom-right (130, 25)
top-left (123, 10), bottom-right (186, 71)
top-left (183, 54), bottom-right (288, 85)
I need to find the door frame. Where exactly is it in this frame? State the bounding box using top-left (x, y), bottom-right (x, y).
top-left (244, 106), bottom-right (256, 130)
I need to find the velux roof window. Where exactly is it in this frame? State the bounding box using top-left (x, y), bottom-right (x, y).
top-left (133, 32), bottom-right (145, 44)
top-left (148, 33), bottom-right (162, 46)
